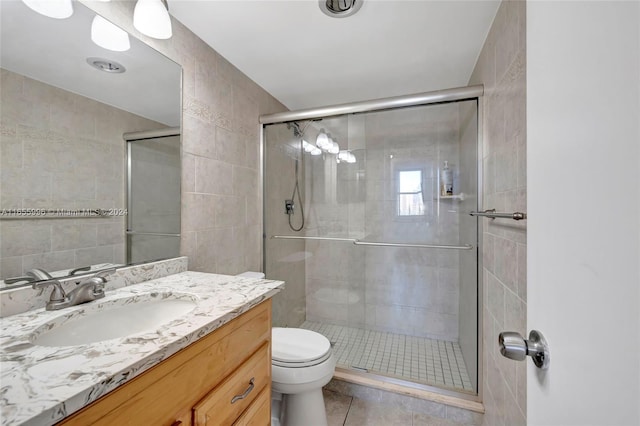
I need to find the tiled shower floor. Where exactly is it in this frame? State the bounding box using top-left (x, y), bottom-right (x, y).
top-left (301, 321), bottom-right (474, 393)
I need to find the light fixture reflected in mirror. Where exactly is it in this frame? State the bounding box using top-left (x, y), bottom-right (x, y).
top-left (134, 0), bottom-right (172, 40)
top-left (303, 140), bottom-right (323, 156)
top-left (91, 15), bottom-right (130, 52)
top-left (316, 129), bottom-right (330, 150)
top-left (337, 151), bottom-right (357, 163)
top-left (21, 0), bottom-right (73, 19)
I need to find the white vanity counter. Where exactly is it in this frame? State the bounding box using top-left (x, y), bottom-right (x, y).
top-left (0, 271), bottom-right (284, 426)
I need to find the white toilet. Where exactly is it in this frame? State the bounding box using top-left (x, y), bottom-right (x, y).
top-left (236, 272), bottom-right (336, 426)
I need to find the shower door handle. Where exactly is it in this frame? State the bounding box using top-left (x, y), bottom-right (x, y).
top-left (498, 330), bottom-right (550, 369)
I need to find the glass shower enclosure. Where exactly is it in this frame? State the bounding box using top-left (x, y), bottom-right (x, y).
top-left (125, 128), bottom-right (181, 264)
top-left (263, 94), bottom-right (480, 397)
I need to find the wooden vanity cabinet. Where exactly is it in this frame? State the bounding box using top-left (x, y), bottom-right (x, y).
top-left (58, 300), bottom-right (272, 426)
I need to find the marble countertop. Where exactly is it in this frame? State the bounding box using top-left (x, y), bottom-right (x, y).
top-left (0, 271), bottom-right (284, 426)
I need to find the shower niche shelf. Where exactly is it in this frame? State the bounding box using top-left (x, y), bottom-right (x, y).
top-left (437, 193), bottom-right (466, 201)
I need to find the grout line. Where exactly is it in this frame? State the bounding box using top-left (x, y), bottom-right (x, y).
top-left (342, 394), bottom-right (354, 426)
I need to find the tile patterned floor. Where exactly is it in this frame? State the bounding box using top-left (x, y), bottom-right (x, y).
top-left (324, 389), bottom-right (469, 426)
top-left (302, 321), bottom-right (474, 392)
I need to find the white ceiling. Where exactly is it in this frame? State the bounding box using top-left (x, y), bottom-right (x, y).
top-left (1, 0), bottom-right (181, 126)
top-left (170, 0), bottom-right (500, 111)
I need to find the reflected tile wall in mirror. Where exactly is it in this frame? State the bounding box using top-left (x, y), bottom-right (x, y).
top-left (0, 69), bottom-right (168, 282)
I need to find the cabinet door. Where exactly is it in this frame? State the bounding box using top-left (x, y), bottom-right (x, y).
top-left (193, 343), bottom-right (270, 426)
top-left (233, 387), bottom-right (271, 426)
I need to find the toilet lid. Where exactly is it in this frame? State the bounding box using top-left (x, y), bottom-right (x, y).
top-left (272, 328), bottom-right (331, 364)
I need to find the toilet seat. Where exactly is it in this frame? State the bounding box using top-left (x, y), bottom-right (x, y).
top-left (272, 328), bottom-right (332, 368)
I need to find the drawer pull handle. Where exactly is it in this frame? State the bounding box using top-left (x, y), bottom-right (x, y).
top-left (231, 378), bottom-right (255, 404)
top-left (171, 422), bottom-right (182, 426)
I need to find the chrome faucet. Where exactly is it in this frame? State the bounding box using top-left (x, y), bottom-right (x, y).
top-left (33, 269), bottom-right (116, 311)
top-left (5, 268), bottom-right (54, 285)
top-left (28, 268), bottom-right (54, 280)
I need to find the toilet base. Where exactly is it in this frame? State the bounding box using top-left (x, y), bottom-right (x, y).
top-left (271, 401), bottom-right (282, 426)
top-left (279, 388), bottom-right (328, 426)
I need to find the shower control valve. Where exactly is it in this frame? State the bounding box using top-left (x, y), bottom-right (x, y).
top-left (285, 199), bottom-right (294, 215)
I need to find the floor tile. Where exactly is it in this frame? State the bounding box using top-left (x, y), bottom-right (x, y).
top-left (324, 389), bottom-right (352, 426)
top-left (303, 321), bottom-right (473, 392)
top-left (413, 412), bottom-right (465, 426)
top-left (343, 398), bottom-right (413, 426)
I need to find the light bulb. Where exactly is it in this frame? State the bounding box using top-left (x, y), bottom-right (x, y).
top-left (21, 0), bottom-right (73, 19)
top-left (91, 15), bottom-right (131, 52)
top-left (302, 140), bottom-right (315, 153)
top-left (328, 141), bottom-right (340, 155)
top-left (316, 130), bottom-right (329, 149)
top-left (310, 147), bottom-right (322, 156)
top-left (133, 0), bottom-right (172, 40)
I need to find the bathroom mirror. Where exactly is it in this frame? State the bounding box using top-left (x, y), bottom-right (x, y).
top-left (0, 0), bottom-right (182, 290)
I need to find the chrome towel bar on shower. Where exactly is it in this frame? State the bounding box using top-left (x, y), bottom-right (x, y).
top-left (271, 235), bottom-right (473, 250)
top-left (470, 209), bottom-right (527, 220)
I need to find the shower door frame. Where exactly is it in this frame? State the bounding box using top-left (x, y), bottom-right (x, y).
top-left (260, 85), bottom-right (484, 405)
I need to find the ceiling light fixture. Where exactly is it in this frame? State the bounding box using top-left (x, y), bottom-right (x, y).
top-left (21, 0), bottom-right (73, 19)
top-left (319, 0), bottom-right (363, 18)
top-left (91, 15), bottom-right (130, 52)
top-left (133, 0), bottom-right (172, 40)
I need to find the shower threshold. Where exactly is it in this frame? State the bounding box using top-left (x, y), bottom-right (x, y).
top-left (301, 321), bottom-right (474, 394)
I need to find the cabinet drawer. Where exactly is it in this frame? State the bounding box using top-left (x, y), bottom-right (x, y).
top-left (193, 343), bottom-right (270, 426)
top-left (234, 387), bottom-right (271, 426)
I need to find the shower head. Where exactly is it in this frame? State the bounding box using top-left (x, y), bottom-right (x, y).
top-left (287, 122), bottom-right (303, 138)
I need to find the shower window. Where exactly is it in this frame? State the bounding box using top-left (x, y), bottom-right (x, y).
top-left (396, 169), bottom-right (425, 217)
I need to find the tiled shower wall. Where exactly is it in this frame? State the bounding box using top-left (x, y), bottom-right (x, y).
top-left (263, 124), bottom-right (306, 328)
top-left (78, 2), bottom-right (288, 280)
top-left (304, 105), bottom-right (468, 342)
top-left (0, 69), bottom-right (164, 279)
top-left (469, 1), bottom-right (527, 424)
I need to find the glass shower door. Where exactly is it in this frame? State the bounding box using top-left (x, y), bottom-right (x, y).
top-left (263, 98), bottom-right (479, 395)
top-left (126, 132), bottom-right (181, 263)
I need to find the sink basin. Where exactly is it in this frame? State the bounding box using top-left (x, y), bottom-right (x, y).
top-left (31, 293), bottom-right (197, 347)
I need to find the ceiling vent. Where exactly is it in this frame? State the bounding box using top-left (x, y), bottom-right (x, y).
top-left (319, 0), bottom-right (363, 18)
top-left (86, 57), bottom-right (126, 74)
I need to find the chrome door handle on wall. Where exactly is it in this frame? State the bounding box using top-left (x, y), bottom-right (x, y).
top-left (498, 330), bottom-right (550, 369)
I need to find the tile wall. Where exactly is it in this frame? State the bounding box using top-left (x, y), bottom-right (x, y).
top-left (0, 69), bottom-right (164, 279)
top-left (263, 123), bottom-right (307, 327)
top-left (469, 1), bottom-right (527, 424)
